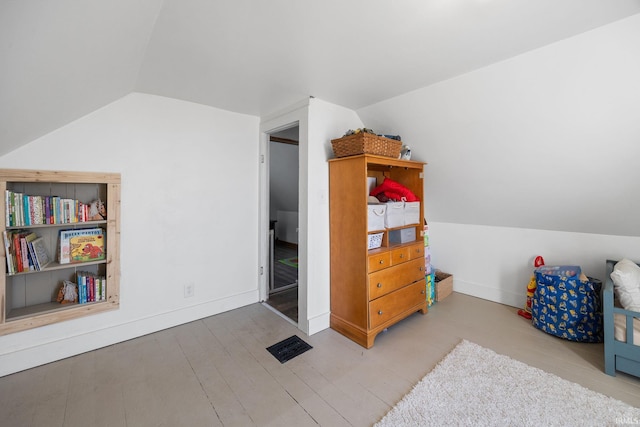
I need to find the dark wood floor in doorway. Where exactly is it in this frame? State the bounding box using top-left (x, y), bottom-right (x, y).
top-left (266, 287), bottom-right (298, 323)
top-left (267, 240), bottom-right (298, 322)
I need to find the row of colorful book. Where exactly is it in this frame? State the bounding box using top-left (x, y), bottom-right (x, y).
top-left (2, 230), bottom-right (51, 274)
top-left (3, 226), bottom-right (105, 274)
top-left (76, 271), bottom-right (106, 304)
top-left (5, 190), bottom-right (98, 227)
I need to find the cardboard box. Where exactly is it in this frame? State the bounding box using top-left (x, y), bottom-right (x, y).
top-left (435, 271), bottom-right (453, 301)
top-left (389, 227), bottom-right (416, 244)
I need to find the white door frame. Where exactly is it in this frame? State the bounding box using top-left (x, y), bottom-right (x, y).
top-left (259, 99), bottom-right (310, 333)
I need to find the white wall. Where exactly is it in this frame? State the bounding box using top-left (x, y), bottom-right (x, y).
top-left (259, 98), bottom-right (364, 336)
top-left (275, 210), bottom-right (298, 244)
top-left (429, 223), bottom-right (640, 308)
top-left (270, 140), bottom-right (299, 243)
top-left (269, 141), bottom-right (299, 219)
top-left (0, 93), bottom-right (260, 376)
top-left (305, 98), bottom-right (364, 333)
top-left (358, 15), bottom-right (640, 308)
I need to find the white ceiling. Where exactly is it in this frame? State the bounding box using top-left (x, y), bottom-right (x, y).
top-left (2, 0), bottom-right (640, 155)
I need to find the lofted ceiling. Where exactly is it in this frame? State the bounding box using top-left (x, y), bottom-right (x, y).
top-left (2, 0), bottom-right (640, 156)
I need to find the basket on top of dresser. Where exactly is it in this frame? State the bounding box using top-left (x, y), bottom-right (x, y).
top-left (331, 133), bottom-right (402, 159)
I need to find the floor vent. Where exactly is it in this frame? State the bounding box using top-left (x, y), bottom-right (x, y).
top-left (266, 335), bottom-right (312, 363)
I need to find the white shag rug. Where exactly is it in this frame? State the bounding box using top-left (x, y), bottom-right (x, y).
top-left (376, 340), bottom-right (640, 427)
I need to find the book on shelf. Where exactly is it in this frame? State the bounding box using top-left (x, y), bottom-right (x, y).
top-left (2, 229), bottom-right (46, 273)
top-left (59, 228), bottom-right (105, 264)
top-left (4, 191), bottom-right (23, 227)
top-left (30, 236), bottom-right (51, 270)
top-left (2, 230), bottom-right (14, 274)
top-left (16, 231), bottom-right (33, 272)
top-left (24, 232), bottom-right (38, 271)
top-left (78, 272), bottom-right (85, 303)
top-left (11, 231), bottom-right (23, 272)
top-left (4, 190), bottom-right (99, 227)
top-left (19, 233), bottom-right (30, 271)
top-left (57, 229), bottom-right (70, 264)
top-left (76, 271), bottom-right (106, 304)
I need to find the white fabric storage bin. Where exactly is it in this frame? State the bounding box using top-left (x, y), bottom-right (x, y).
top-left (367, 204), bottom-right (386, 231)
top-left (384, 201), bottom-right (405, 228)
top-left (404, 201), bottom-right (421, 225)
top-left (367, 177), bottom-right (377, 195)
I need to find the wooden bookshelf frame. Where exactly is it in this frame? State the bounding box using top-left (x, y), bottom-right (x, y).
top-left (0, 169), bottom-right (121, 335)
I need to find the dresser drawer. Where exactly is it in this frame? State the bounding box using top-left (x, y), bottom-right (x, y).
top-left (390, 246), bottom-right (410, 265)
top-left (408, 243), bottom-right (424, 260)
top-left (369, 279), bottom-right (426, 329)
top-left (368, 257), bottom-right (425, 300)
top-left (368, 252), bottom-right (391, 273)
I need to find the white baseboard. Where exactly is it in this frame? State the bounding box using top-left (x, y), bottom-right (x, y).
top-left (453, 278), bottom-right (522, 308)
top-left (306, 311), bottom-right (330, 335)
top-left (0, 290), bottom-right (258, 377)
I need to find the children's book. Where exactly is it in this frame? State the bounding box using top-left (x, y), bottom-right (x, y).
top-left (30, 237), bottom-right (51, 270)
top-left (64, 228), bottom-right (105, 263)
top-left (24, 232), bottom-right (38, 271)
top-left (3, 230), bottom-right (13, 274)
top-left (58, 229), bottom-right (72, 264)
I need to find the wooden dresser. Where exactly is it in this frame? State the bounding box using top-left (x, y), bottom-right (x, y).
top-left (329, 154), bottom-right (427, 348)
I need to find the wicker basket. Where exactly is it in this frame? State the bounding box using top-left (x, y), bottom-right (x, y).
top-left (331, 133), bottom-right (402, 159)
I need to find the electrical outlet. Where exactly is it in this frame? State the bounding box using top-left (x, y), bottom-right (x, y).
top-left (184, 282), bottom-right (195, 298)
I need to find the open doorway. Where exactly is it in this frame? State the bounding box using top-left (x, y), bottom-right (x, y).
top-left (265, 126), bottom-right (299, 323)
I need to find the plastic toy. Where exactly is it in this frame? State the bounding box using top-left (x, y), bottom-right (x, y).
top-left (517, 255), bottom-right (545, 319)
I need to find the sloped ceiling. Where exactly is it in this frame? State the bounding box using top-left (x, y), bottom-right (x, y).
top-left (0, 0), bottom-right (164, 155)
top-left (2, 0), bottom-right (640, 156)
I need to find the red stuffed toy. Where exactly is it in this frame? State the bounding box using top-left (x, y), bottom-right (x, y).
top-left (370, 177), bottom-right (419, 202)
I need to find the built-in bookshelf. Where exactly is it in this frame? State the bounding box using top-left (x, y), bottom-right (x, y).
top-left (0, 169), bottom-right (120, 335)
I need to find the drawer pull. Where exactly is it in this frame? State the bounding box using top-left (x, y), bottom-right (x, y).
top-left (399, 254), bottom-right (404, 258)
top-left (378, 310), bottom-right (383, 315)
top-left (379, 260), bottom-right (384, 265)
top-left (419, 266), bottom-right (424, 271)
top-left (377, 283), bottom-right (382, 288)
top-left (421, 290), bottom-right (425, 294)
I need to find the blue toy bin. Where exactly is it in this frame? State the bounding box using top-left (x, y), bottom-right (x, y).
top-left (531, 265), bottom-right (603, 343)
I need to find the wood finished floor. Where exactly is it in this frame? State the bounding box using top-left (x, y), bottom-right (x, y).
top-left (265, 287), bottom-right (298, 324)
top-left (1, 292), bottom-right (639, 426)
top-left (266, 241), bottom-right (298, 322)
